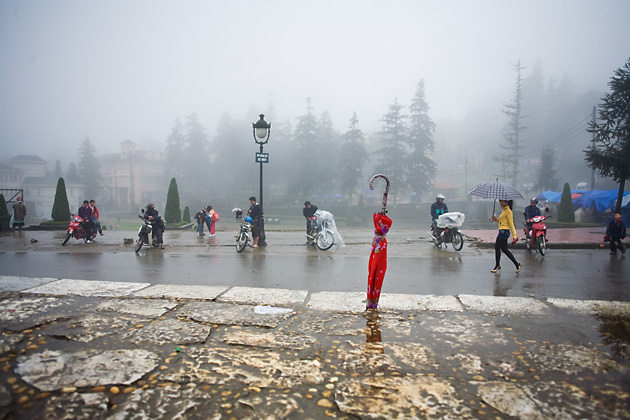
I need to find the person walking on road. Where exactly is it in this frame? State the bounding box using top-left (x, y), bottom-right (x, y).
top-left (606, 212), bottom-right (626, 255)
top-left (491, 199), bottom-right (522, 273)
top-left (11, 197), bottom-right (26, 231)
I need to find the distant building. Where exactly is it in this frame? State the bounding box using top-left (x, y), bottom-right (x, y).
top-left (99, 140), bottom-right (165, 211)
top-left (0, 155), bottom-right (82, 222)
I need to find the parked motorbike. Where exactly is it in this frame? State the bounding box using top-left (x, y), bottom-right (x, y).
top-left (134, 209), bottom-right (162, 252)
top-left (62, 214), bottom-right (96, 245)
top-left (307, 212), bottom-right (335, 250)
top-left (232, 208), bottom-right (252, 252)
top-left (523, 209), bottom-right (549, 255)
top-left (429, 212), bottom-right (465, 251)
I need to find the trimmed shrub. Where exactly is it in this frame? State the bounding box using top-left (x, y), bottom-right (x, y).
top-left (0, 194), bottom-right (9, 217)
top-left (51, 178), bottom-right (72, 221)
top-left (557, 182), bottom-right (575, 223)
top-left (182, 206), bottom-right (191, 223)
top-left (164, 178), bottom-right (182, 223)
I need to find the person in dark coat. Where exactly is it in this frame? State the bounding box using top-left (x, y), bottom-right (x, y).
top-left (303, 201), bottom-right (318, 240)
top-left (78, 200), bottom-right (95, 241)
top-left (606, 212), bottom-right (626, 255)
top-left (430, 193), bottom-right (448, 237)
top-left (144, 203), bottom-right (164, 249)
top-left (12, 197), bottom-right (27, 231)
top-left (247, 196), bottom-right (262, 247)
top-left (523, 198), bottom-right (541, 239)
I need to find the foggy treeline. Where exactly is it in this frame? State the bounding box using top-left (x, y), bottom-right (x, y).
top-left (64, 60), bottom-right (609, 213)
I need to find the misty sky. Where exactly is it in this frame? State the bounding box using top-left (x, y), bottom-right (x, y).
top-left (1, 0), bottom-right (629, 159)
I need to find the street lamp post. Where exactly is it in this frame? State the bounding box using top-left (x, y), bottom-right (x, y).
top-left (253, 114), bottom-right (271, 246)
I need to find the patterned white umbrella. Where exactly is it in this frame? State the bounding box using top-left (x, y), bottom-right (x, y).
top-left (468, 181), bottom-right (523, 200)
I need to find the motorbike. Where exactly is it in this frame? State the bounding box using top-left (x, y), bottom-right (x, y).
top-left (307, 212), bottom-right (335, 250)
top-left (62, 214), bottom-right (96, 245)
top-left (523, 209), bottom-right (549, 255)
top-left (134, 210), bottom-right (162, 252)
top-left (429, 212), bottom-right (465, 251)
top-left (232, 208), bottom-right (252, 252)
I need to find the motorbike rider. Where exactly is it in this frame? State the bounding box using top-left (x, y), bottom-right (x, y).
top-left (303, 201), bottom-right (319, 243)
top-left (78, 200), bottom-right (95, 242)
top-left (430, 193), bottom-right (448, 236)
top-left (144, 203), bottom-right (164, 249)
top-left (523, 198), bottom-right (541, 239)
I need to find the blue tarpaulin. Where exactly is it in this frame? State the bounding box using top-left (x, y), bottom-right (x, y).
top-left (573, 189), bottom-right (630, 213)
top-left (536, 190), bottom-right (584, 203)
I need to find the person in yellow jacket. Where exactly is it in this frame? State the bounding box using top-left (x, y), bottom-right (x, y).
top-left (490, 199), bottom-right (523, 273)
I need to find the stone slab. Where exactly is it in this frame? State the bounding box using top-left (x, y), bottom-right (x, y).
top-left (0, 276), bottom-right (56, 292)
top-left (217, 286), bottom-right (308, 306)
top-left (23, 279), bottom-right (150, 297)
top-left (94, 298), bottom-right (177, 318)
top-left (122, 318), bottom-right (212, 345)
top-left (379, 293), bottom-right (464, 312)
top-left (132, 284), bottom-right (228, 300)
top-left (307, 291), bottom-right (365, 313)
top-left (547, 298), bottom-right (630, 316)
top-left (178, 301), bottom-right (294, 328)
top-left (458, 294), bottom-right (550, 315)
top-left (15, 349), bottom-right (160, 391)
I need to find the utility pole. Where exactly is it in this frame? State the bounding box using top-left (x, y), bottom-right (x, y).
top-left (590, 106), bottom-right (596, 191)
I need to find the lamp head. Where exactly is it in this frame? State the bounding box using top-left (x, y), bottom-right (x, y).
top-left (252, 114), bottom-right (271, 144)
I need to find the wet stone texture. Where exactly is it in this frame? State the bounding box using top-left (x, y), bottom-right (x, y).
top-left (0, 291), bottom-right (629, 419)
top-left (178, 301), bottom-right (295, 328)
top-left (15, 349), bottom-right (160, 391)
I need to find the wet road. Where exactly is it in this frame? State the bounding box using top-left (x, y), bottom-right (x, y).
top-left (0, 229), bottom-right (627, 301)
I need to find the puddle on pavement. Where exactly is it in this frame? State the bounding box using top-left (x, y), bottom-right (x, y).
top-left (1, 294), bottom-right (629, 419)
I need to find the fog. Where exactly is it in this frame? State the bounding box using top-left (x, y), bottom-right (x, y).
top-left (1, 1), bottom-right (629, 212)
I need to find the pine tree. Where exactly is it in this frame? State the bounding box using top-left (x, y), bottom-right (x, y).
top-left (338, 112), bottom-right (369, 203)
top-left (496, 61), bottom-right (527, 187)
top-left (164, 118), bottom-right (186, 182)
top-left (557, 182), bottom-right (575, 222)
top-left (183, 113), bottom-right (211, 195)
top-left (164, 178), bottom-right (182, 223)
top-left (407, 80), bottom-right (436, 195)
top-left (51, 178), bottom-right (72, 221)
top-left (182, 206), bottom-right (191, 223)
top-left (374, 98), bottom-right (408, 205)
top-left (535, 147), bottom-right (558, 191)
top-left (66, 162), bottom-right (80, 182)
top-left (77, 137), bottom-right (101, 199)
top-left (54, 159), bottom-right (63, 179)
top-left (289, 98), bottom-right (320, 199)
top-left (586, 58), bottom-right (630, 213)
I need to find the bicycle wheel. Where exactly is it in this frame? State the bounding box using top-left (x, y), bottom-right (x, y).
top-left (62, 232), bottom-right (71, 246)
top-left (135, 236), bottom-right (144, 253)
top-left (537, 235), bottom-right (546, 256)
top-left (452, 231), bottom-right (464, 251)
top-left (236, 232), bottom-right (248, 252)
top-left (317, 230), bottom-right (334, 250)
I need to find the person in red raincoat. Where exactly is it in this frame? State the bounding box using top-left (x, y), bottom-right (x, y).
top-left (367, 211), bottom-right (392, 310)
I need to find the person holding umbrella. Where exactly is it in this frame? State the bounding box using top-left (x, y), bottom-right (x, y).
top-left (491, 199), bottom-right (523, 273)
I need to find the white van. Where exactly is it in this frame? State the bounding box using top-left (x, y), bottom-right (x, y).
top-left (576, 182), bottom-right (588, 192)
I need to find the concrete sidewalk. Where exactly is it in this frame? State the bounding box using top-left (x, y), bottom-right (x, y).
top-left (1, 276), bottom-right (629, 419)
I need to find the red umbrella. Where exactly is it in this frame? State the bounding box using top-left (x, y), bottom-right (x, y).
top-left (366, 175), bottom-right (392, 310)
